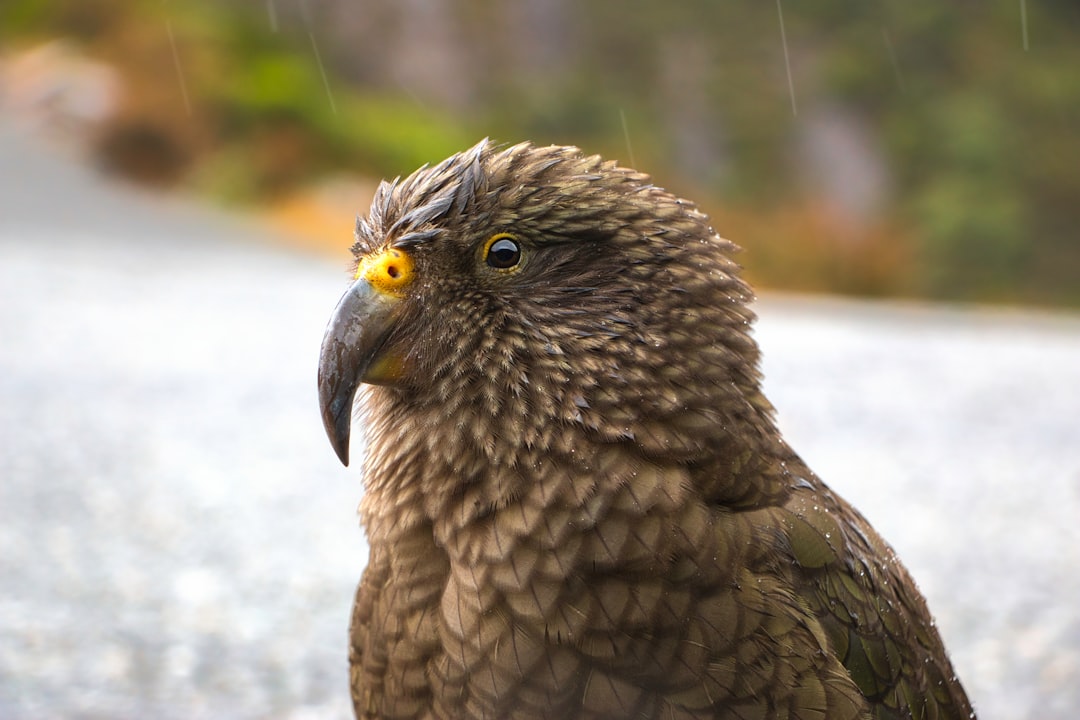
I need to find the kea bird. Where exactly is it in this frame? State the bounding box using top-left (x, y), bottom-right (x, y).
top-left (317, 140), bottom-right (974, 720)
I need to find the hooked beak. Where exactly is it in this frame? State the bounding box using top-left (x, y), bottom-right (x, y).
top-left (317, 277), bottom-right (403, 466)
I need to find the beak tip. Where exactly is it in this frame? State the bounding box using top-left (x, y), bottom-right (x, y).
top-left (332, 427), bottom-right (351, 467)
top-left (320, 392), bottom-right (354, 467)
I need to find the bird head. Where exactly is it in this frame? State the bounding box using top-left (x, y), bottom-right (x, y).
top-left (318, 140), bottom-right (768, 468)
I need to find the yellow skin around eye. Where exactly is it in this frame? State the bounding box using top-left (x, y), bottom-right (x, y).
top-left (355, 248), bottom-right (415, 297)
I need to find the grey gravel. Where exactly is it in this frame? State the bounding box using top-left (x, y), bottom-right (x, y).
top-left (2, 122), bottom-right (1078, 719)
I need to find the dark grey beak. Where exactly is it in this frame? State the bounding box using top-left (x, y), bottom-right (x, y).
top-left (317, 278), bottom-right (401, 466)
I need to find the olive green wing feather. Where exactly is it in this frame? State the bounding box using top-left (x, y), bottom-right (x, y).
top-left (779, 473), bottom-right (974, 720)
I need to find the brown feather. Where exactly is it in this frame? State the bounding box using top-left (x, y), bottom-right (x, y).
top-left (328, 140), bottom-right (975, 719)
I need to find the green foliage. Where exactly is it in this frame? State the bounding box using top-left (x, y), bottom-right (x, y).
top-left (4, 0), bottom-right (1078, 306)
top-left (336, 95), bottom-right (474, 175)
top-left (2, 0), bottom-right (469, 198)
top-left (0, 0), bottom-right (48, 35)
top-left (908, 94), bottom-right (1029, 300)
top-left (175, 3), bottom-right (472, 191)
top-left (0, 0), bottom-right (102, 39)
top-left (799, 0), bottom-right (1079, 305)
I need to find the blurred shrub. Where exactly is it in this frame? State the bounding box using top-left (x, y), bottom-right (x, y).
top-left (908, 94), bottom-right (1028, 301)
top-left (1, 0), bottom-right (471, 201)
top-left (3, 0), bottom-right (1078, 306)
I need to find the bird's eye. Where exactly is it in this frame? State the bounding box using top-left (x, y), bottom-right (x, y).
top-left (484, 233), bottom-right (522, 270)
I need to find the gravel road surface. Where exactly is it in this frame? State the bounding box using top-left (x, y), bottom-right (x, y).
top-left (2, 122), bottom-right (1078, 719)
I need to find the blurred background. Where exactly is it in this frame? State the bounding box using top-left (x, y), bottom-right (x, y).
top-left (3, 0), bottom-right (1079, 305)
top-left (2, 1), bottom-right (1079, 719)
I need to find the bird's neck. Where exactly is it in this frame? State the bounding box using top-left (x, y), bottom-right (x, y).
top-left (357, 367), bottom-right (789, 552)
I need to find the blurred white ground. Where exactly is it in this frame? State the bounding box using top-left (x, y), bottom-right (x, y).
top-left (1, 122), bottom-right (1078, 719)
